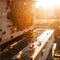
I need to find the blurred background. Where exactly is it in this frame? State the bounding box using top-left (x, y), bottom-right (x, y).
top-left (0, 0), bottom-right (60, 60)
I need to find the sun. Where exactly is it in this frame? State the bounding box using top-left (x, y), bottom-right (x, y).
top-left (35, 0), bottom-right (60, 9)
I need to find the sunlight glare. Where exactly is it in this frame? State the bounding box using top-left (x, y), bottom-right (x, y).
top-left (35, 0), bottom-right (60, 9)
